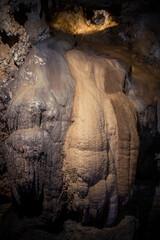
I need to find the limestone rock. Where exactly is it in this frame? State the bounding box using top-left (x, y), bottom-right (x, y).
top-left (0, 4), bottom-right (30, 72)
top-left (63, 49), bottom-right (139, 226)
top-left (63, 216), bottom-right (137, 240)
top-left (4, 36), bottom-right (139, 227)
top-left (0, 213), bottom-right (138, 240)
top-left (0, 1), bottom-right (30, 201)
top-left (1, 1), bottom-right (160, 237)
top-left (5, 37), bottom-right (75, 220)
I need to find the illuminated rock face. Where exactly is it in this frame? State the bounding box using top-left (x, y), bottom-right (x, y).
top-left (5, 37), bottom-right (139, 226)
top-left (5, 37), bottom-right (75, 220)
top-left (50, 8), bottom-right (117, 35)
top-left (63, 50), bottom-right (139, 226)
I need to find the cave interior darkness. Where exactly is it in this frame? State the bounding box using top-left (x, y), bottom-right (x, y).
top-left (0, 0), bottom-right (160, 240)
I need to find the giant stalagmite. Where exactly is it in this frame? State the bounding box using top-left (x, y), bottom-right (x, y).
top-left (63, 49), bottom-right (139, 226)
top-left (5, 37), bottom-right (139, 226)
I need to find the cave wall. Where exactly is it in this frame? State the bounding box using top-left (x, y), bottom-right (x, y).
top-left (0, 0), bottom-right (160, 229)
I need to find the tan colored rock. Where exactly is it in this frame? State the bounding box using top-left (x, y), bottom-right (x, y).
top-left (4, 38), bottom-right (139, 226)
top-left (0, 4), bottom-right (30, 84)
top-left (50, 7), bottom-right (117, 35)
top-left (63, 49), bottom-right (139, 226)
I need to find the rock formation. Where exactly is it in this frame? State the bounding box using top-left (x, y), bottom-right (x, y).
top-left (5, 37), bottom-right (75, 220)
top-left (0, 1), bottom-right (31, 202)
top-left (3, 33), bottom-right (139, 226)
top-left (63, 49), bottom-right (139, 226)
top-left (0, 0), bottom-right (160, 236)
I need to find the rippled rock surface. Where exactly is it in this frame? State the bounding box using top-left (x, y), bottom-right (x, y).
top-left (5, 37), bottom-right (75, 220)
top-left (4, 36), bottom-right (139, 227)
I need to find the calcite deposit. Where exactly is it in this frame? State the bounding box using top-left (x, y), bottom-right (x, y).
top-left (63, 49), bottom-right (139, 226)
top-left (1, 0), bottom-right (160, 235)
top-left (4, 36), bottom-right (139, 226)
top-left (5, 37), bottom-right (75, 220)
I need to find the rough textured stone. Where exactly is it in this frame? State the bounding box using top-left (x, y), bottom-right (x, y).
top-left (63, 49), bottom-right (139, 226)
top-left (0, 212), bottom-right (138, 240)
top-left (50, 7), bottom-right (118, 35)
top-left (4, 36), bottom-right (139, 227)
top-left (63, 216), bottom-right (137, 240)
top-left (0, 4), bottom-right (30, 73)
top-left (0, 1), bottom-right (31, 202)
top-left (5, 37), bottom-right (75, 220)
top-left (1, 0), bottom-right (160, 234)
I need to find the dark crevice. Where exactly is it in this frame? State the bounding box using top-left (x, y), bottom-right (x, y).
top-left (136, 104), bottom-right (159, 181)
top-left (0, 31), bottom-right (19, 48)
top-left (122, 76), bottom-right (127, 94)
top-left (0, 195), bottom-right (11, 204)
top-left (38, 206), bottom-right (80, 233)
top-left (105, 3), bottom-right (122, 17)
top-left (14, 60), bottom-right (19, 68)
top-left (123, 65), bottom-right (132, 94)
top-left (134, 105), bottom-right (160, 239)
top-left (84, 9), bottom-right (94, 21)
top-left (12, 3), bottom-right (30, 26)
top-left (13, 190), bottom-right (44, 218)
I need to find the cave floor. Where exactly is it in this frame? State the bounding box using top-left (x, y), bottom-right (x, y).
top-left (1, 181), bottom-right (160, 240)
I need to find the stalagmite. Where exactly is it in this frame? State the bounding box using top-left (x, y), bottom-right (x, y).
top-left (5, 37), bottom-right (139, 226)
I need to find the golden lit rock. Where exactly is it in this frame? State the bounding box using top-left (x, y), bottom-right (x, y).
top-left (49, 8), bottom-right (118, 35)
